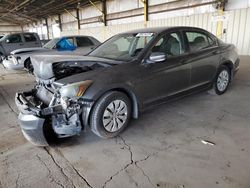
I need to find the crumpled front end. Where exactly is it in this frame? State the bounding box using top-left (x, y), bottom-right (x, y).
top-left (15, 88), bottom-right (94, 146)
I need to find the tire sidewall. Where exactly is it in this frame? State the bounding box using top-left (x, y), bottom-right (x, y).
top-left (214, 65), bottom-right (230, 95)
top-left (90, 91), bottom-right (132, 138)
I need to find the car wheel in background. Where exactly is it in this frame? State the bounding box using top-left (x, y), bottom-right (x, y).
top-left (90, 91), bottom-right (131, 138)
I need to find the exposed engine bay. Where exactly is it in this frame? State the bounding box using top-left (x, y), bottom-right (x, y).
top-left (15, 55), bottom-right (112, 145)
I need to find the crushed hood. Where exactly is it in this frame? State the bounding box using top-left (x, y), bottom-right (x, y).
top-left (31, 54), bottom-right (117, 80)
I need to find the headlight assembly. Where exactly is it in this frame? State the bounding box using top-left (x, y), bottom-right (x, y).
top-left (59, 80), bottom-right (93, 99)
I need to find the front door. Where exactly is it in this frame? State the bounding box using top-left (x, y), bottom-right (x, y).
top-left (4, 34), bottom-right (24, 54)
top-left (135, 31), bottom-right (191, 108)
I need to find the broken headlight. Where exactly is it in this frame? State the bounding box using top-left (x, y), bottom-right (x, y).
top-left (59, 80), bottom-right (93, 109)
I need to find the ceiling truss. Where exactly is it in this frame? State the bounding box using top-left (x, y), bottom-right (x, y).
top-left (0, 0), bottom-right (100, 25)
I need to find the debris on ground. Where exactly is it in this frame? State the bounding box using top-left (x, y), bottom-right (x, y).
top-left (201, 140), bottom-right (216, 146)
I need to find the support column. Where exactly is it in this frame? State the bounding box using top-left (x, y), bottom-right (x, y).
top-left (76, 8), bottom-right (81, 30)
top-left (141, 0), bottom-right (148, 27)
top-left (58, 14), bottom-right (62, 31)
top-left (45, 18), bottom-right (49, 40)
top-left (102, 0), bottom-right (107, 26)
top-left (216, 0), bottom-right (226, 39)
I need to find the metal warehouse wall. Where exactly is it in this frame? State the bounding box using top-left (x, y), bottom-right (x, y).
top-left (0, 22), bottom-right (22, 34)
top-left (23, 0), bottom-right (250, 55)
top-left (61, 7), bottom-right (250, 55)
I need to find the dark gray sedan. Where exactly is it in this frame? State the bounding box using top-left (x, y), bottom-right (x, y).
top-left (15, 27), bottom-right (240, 146)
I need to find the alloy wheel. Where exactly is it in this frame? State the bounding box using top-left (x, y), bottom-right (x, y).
top-left (217, 70), bottom-right (229, 92)
top-left (102, 100), bottom-right (128, 132)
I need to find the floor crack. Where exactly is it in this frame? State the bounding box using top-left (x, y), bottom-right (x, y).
top-left (0, 86), bottom-right (18, 116)
top-left (119, 136), bottom-right (133, 164)
top-left (135, 154), bottom-right (157, 188)
top-left (70, 164), bottom-right (94, 188)
top-left (15, 173), bottom-right (20, 188)
top-left (103, 136), bottom-right (157, 188)
top-left (36, 154), bottom-right (65, 188)
top-left (43, 147), bottom-right (75, 188)
top-left (45, 147), bottom-right (94, 188)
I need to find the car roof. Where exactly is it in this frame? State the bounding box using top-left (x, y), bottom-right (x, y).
top-left (121, 26), bottom-right (208, 35)
top-left (7, 32), bottom-right (38, 35)
top-left (60, 35), bottom-right (92, 38)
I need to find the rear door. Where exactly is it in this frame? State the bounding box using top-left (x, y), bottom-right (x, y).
top-left (23, 33), bottom-right (41, 48)
top-left (3, 34), bottom-right (23, 54)
top-left (183, 30), bottom-right (220, 87)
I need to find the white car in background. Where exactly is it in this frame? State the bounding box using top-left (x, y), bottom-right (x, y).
top-left (2, 35), bottom-right (100, 70)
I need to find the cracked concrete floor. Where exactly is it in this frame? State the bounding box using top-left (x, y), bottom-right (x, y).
top-left (0, 56), bottom-right (250, 188)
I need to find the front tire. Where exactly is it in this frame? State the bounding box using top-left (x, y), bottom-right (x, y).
top-left (90, 91), bottom-right (131, 138)
top-left (214, 65), bottom-right (230, 95)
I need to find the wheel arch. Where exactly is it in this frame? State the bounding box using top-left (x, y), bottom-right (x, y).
top-left (109, 87), bottom-right (139, 119)
top-left (89, 86), bottom-right (140, 120)
top-left (24, 57), bottom-right (31, 68)
top-left (221, 60), bottom-right (234, 81)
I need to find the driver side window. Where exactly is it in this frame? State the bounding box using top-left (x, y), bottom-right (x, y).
top-left (152, 32), bottom-right (184, 57)
top-left (7, 34), bottom-right (22, 43)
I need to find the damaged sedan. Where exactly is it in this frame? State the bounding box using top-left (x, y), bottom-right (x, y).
top-left (15, 27), bottom-right (240, 146)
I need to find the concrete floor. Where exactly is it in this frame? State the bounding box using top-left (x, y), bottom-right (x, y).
top-left (0, 56), bottom-right (250, 188)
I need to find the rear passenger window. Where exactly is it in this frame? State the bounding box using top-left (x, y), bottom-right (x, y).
top-left (7, 34), bottom-right (22, 43)
top-left (76, 37), bottom-right (94, 47)
top-left (24, 33), bottom-right (37, 42)
top-left (185, 31), bottom-right (215, 52)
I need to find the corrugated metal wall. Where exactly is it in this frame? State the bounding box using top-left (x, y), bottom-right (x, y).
top-left (61, 7), bottom-right (250, 55)
top-left (0, 22), bottom-right (22, 34)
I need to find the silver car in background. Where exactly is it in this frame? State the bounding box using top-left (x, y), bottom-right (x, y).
top-left (3, 35), bottom-right (100, 70)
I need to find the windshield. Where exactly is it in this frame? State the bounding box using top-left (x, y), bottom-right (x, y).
top-left (43, 38), bottom-right (60, 49)
top-left (89, 33), bottom-right (155, 61)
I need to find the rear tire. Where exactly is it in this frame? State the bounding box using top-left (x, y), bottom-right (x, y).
top-left (90, 91), bottom-right (131, 138)
top-left (214, 65), bottom-right (230, 95)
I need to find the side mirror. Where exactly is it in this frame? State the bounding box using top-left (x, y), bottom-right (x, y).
top-left (146, 52), bottom-right (166, 64)
top-left (6, 39), bottom-right (10, 43)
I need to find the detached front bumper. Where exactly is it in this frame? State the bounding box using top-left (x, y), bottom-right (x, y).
top-left (15, 90), bottom-right (94, 146)
top-left (15, 91), bottom-right (49, 146)
top-left (18, 113), bottom-right (47, 146)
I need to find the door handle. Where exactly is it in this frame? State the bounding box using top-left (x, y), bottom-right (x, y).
top-left (19, 43), bottom-right (24, 46)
